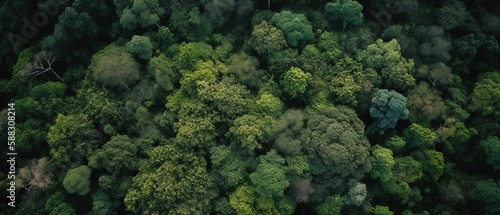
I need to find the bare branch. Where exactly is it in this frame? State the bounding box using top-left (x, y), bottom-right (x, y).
top-left (22, 51), bottom-right (64, 82)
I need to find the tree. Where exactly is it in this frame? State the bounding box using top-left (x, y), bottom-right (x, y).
top-left (371, 145), bottom-right (396, 182)
top-left (15, 157), bottom-right (52, 192)
top-left (90, 44), bottom-right (140, 89)
top-left (304, 105), bottom-right (372, 200)
top-left (148, 54), bottom-right (177, 91)
top-left (473, 179), bottom-right (500, 214)
top-left (374, 205), bottom-right (394, 215)
top-left (270, 11), bottom-right (313, 47)
top-left (250, 21), bottom-right (288, 56)
top-left (63, 165), bottom-right (92, 195)
top-left (92, 189), bottom-right (119, 215)
top-left (416, 63), bottom-right (453, 87)
top-left (210, 145), bottom-right (250, 188)
top-left (414, 25), bottom-right (452, 64)
top-left (480, 136), bottom-right (500, 170)
top-left (325, 0), bottom-right (364, 29)
top-left (281, 67), bottom-right (311, 98)
top-left (47, 113), bottom-right (99, 164)
top-left (343, 182), bottom-right (367, 206)
top-left (316, 195), bottom-right (343, 215)
top-left (402, 123), bottom-right (436, 151)
top-left (18, 51), bottom-right (63, 82)
top-left (329, 72), bottom-right (362, 106)
top-left (370, 89), bottom-right (409, 134)
top-left (126, 35), bottom-right (153, 60)
top-left (226, 52), bottom-right (264, 89)
top-left (249, 162), bottom-right (290, 198)
top-left (229, 115), bottom-right (274, 151)
top-left (356, 39), bottom-right (416, 91)
top-left (88, 135), bottom-right (139, 174)
top-left (407, 83), bottom-right (447, 122)
top-left (470, 72), bottom-right (500, 117)
top-left (254, 93), bottom-right (284, 118)
top-left (273, 109), bottom-right (307, 156)
top-left (290, 178), bottom-right (314, 203)
top-left (417, 149), bottom-right (444, 181)
top-left (44, 192), bottom-right (76, 215)
top-left (124, 145), bottom-right (214, 214)
top-left (119, 0), bottom-right (165, 30)
top-left (437, 1), bottom-right (469, 30)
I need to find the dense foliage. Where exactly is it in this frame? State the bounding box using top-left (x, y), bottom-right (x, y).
top-left (1, 0), bottom-right (499, 214)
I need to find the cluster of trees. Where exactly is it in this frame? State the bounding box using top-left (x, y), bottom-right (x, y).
top-left (1, 0), bottom-right (499, 214)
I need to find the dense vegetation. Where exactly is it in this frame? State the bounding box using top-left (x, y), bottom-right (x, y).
top-left (1, 0), bottom-right (499, 214)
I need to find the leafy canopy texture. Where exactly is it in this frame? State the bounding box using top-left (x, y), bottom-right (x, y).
top-left (271, 11), bottom-right (313, 47)
top-left (124, 145), bottom-right (214, 214)
top-left (282, 67), bottom-right (311, 98)
top-left (90, 44), bottom-right (140, 88)
top-left (250, 21), bottom-right (288, 56)
top-left (63, 165), bottom-right (92, 195)
top-left (325, 0), bottom-right (364, 28)
top-left (88, 135), bottom-right (139, 174)
top-left (119, 0), bottom-right (165, 30)
top-left (480, 136), bottom-right (500, 170)
top-left (470, 72), bottom-right (500, 117)
top-left (47, 113), bottom-right (99, 164)
top-left (370, 89), bottom-right (409, 134)
top-left (126, 35), bottom-right (153, 60)
top-left (304, 105), bottom-right (372, 199)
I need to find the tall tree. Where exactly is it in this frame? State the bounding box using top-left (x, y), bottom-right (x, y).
top-left (63, 165), bottom-right (92, 195)
top-left (124, 145), bottom-right (214, 214)
top-left (480, 136), bottom-right (500, 170)
top-left (126, 35), bottom-right (153, 60)
top-left (47, 113), bottom-right (99, 164)
top-left (270, 11), bottom-right (313, 47)
top-left (119, 0), bottom-right (165, 30)
top-left (470, 72), bottom-right (500, 117)
top-left (90, 44), bottom-right (140, 89)
top-left (281, 67), bottom-right (311, 99)
top-left (304, 105), bottom-right (372, 200)
top-left (250, 20), bottom-right (288, 56)
top-left (325, 0), bottom-right (364, 29)
top-left (369, 89), bottom-right (409, 134)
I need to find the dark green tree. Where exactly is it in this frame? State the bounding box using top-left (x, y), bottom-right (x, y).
top-left (325, 0), bottom-right (363, 29)
top-left (370, 89), bottom-right (409, 134)
top-left (88, 135), bottom-right (139, 174)
top-left (270, 11), bottom-right (313, 47)
top-left (119, 0), bottom-right (165, 30)
top-left (480, 136), bottom-right (500, 170)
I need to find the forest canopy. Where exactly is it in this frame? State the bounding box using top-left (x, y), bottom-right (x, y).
top-left (1, 0), bottom-right (499, 214)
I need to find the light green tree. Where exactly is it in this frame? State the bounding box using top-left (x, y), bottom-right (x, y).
top-left (250, 21), bottom-right (288, 55)
top-left (470, 72), bottom-right (500, 117)
top-left (282, 67), bottom-right (311, 98)
top-left (371, 145), bottom-right (396, 182)
top-left (63, 165), bottom-right (92, 195)
top-left (90, 44), bottom-right (140, 88)
top-left (124, 145), bottom-right (214, 214)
